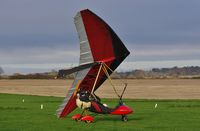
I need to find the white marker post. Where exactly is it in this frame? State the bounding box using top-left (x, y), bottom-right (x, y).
top-left (41, 104), bottom-right (43, 109)
top-left (155, 103), bottom-right (158, 108)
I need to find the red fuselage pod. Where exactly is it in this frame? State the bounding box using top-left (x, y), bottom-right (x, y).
top-left (111, 105), bottom-right (133, 115)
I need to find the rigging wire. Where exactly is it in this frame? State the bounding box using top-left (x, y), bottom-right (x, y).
top-left (103, 63), bottom-right (127, 86)
top-left (102, 64), bottom-right (121, 98)
top-left (103, 63), bottom-right (128, 99)
top-left (90, 62), bottom-right (128, 99)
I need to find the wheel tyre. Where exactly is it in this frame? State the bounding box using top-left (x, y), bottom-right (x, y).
top-left (75, 118), bottom-right (80, 122)
top-left (122, 115), bottom-right (128, 122)
top-left (85, 120), bottom-right (92, 123)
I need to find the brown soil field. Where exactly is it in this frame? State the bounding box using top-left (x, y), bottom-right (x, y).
top-left (0, 79), bottom-right (200, 99)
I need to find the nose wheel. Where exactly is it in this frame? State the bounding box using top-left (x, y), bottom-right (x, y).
top-left (121, 115), bottom-right (128, 122)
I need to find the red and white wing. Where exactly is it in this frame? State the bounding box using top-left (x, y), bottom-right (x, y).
top-left (56, 9), bottom-right (130, 118)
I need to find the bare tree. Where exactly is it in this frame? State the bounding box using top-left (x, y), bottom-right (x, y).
top-left (0, 67), bottom-right (4, 75)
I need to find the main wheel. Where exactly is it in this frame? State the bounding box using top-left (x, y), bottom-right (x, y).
top-left (121, 115), bottom-right (128, 122)
top-left (85, 120), bottom-right (92, 123)
top-left (75, 118), bottom-right (81, 122)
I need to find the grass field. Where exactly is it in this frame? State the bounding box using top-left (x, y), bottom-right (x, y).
top-left (1, 93), bottom-right (200, 131)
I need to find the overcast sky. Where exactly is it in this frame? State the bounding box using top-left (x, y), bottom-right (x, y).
top-left (1, 0), bottom-right (200, 74)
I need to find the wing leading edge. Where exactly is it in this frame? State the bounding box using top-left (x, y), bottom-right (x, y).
top-left (57, 62), bottom-right (98, 78)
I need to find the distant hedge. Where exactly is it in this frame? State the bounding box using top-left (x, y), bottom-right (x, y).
top-left (5, 66), bottom-right (200, 79)
top-left (9, 73), bottom-right (56, 79)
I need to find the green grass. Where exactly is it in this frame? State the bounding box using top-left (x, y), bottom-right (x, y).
top-left (0, 93), bottom-right (200, 131)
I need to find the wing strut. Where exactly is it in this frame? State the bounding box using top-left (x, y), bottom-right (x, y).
top-left (90, 63), bottom-right (103, 99)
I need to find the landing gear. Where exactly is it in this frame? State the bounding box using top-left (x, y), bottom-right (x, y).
top-left (121, 115), bottom-right (128, 122)
top-left (85, 120), bottom-right (92, 123)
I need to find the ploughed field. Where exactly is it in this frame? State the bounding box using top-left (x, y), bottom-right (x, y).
top-left (0, 79), bottom-right (200, 99)
top-left (0, 93), bottom-right (200, 131)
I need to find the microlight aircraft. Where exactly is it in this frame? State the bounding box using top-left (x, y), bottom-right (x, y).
top-left (56, 9), bottom-right (133, 123)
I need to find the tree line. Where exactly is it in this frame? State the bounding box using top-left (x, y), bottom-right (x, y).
top-left (113, 66), bottom-right (200, 79)
top-left (0, 66), bottom-right (200, 79)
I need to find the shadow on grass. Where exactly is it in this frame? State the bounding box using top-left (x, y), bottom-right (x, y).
top-left (92, 115), bottom-right (144, 123)
top-left (169, 104), bottom-right (200, 108)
